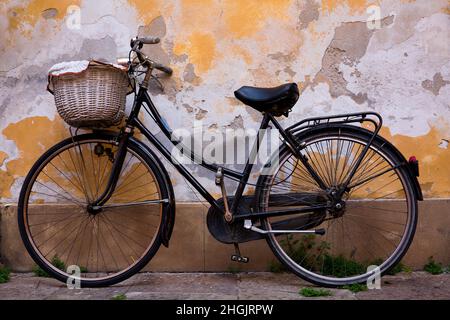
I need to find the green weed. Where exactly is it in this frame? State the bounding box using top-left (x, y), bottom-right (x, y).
top-left (341, 283), bottom-right (367, 293)
top-left (424, 256), bottom-right (444, 275)
top-left (299, 287), bottom-right (332, 297)
top-left (111, 293), bottom-right (127, 300)
top-left (33, 255), bottom-right (66, 277)
top-left (0, 266), bottom-right (11, 284)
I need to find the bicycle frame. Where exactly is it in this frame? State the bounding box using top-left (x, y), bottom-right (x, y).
top-left (94, 85), bottom-right (383, 221)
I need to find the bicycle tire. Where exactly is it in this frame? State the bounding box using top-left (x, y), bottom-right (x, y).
top-left (18, 132), bottom-right (172, 287)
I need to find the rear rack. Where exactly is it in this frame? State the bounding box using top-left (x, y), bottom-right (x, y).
top-left (286, 111), bottom-right (383, 136)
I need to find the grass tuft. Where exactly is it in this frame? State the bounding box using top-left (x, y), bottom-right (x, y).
top-left (299, 287), bottom-right (332, 297)
top-left (341, 283), bottom-right (367, 293)
top-left (268, 260), bottom-right (285, 273)
top-left (111, 293), bottom-right (127, 300)
top-left (33, 255), bottom-right (66, 278)
top-left (79, 266), bottom-right (88, 273)
top-left (423, 256), bottom-right (444, 275)
top-left (226, 265), bottom-right (241, 274)
top-left (0, 266), bottom-right (11, 284)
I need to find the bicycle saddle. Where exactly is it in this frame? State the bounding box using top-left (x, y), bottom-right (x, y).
top-left (234, 83), bottom-right (299, 116)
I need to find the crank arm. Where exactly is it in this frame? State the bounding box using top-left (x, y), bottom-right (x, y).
top-left (244, 220), bottom-right (325, 235)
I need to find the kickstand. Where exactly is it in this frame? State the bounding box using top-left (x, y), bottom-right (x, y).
top-left (231, 243), bottom-right (249, 263)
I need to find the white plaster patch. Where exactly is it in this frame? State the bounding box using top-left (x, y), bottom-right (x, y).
top-left (342, 13), bottom-right (450, 137)
top-left (280, 82), bottom-right (367, 130)
top-left (438, 139), bottom-right (449, 149)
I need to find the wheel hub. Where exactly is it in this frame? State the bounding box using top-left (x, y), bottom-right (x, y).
top-left (330, 200), bottom-right (346, 218)
top-left (86, 205), bottom-right (102, 215)
top-left (327, 187), bottom-right (347, 218)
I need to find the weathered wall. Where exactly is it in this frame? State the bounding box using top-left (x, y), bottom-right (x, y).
top-left (0, 0), bottom-right (449, 202)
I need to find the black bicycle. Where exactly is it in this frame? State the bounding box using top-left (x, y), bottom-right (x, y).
top-left (18, 37), bottom-right (422, 288)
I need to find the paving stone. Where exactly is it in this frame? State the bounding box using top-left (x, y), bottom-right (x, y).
top-left (238, 273), bottom-right (355, 300)
top-left (355, 272), bottom-right (450, 300)
top-left (0, 272), bottom-right (448, 300)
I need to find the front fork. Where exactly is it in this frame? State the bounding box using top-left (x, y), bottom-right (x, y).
top-left (90, 126), bottom-right (133, 207)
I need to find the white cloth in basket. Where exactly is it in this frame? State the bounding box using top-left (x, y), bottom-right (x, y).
top-left (47, 60), bottom-right (130, 94)
top-left (48, 60), bottom-right (90, 76)
top-left (48, 60), bottom-right (127, 76)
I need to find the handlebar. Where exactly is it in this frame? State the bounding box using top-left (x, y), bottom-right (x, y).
top-left (130, 36), bottom-right (159, 48)
top-left (152, 62), bottom-right (173, 75)
top-left (137, 36), bottom-right (160, 45)
top-left (129, 36), bottom-right (173, 76)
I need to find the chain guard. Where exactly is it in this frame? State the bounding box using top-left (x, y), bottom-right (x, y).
top-left (207, 196), bottom-right (262, 244)
top-left (207, 194), bottom-right (328, 244)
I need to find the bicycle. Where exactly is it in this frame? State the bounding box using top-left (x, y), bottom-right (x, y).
top-left (18, 36), bottom-right (423, 288)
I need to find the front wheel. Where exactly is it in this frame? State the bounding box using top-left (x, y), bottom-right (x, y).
top-left (256, 126), bottom-right (418, 287)
top-left (18, 133), bottom-right (171, 287)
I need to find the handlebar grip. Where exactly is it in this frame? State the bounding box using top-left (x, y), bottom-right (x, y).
top-left (139, 37), bottom-right (160, 44)
top-left (153, 63), bottom-right (173, 76)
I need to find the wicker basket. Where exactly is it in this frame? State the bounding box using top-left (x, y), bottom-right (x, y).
top-left (48, 62), bottom-right (130, 128)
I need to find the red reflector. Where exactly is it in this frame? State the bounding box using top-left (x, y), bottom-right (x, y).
top-left (408, 156), bottom-right (419, 177)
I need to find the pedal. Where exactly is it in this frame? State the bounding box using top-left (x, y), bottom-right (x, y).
top-left (231, 255), bottom-right (249, 263)
top-left (215, 167), bottom-right (223, 186)
top-left (231, 243), bottom-right (249, 263)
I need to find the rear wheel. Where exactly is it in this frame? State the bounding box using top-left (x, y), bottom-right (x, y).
top-left (18, 133), bottom-right (170, 287)
top-left (256, 126), bottom-right (418, 287)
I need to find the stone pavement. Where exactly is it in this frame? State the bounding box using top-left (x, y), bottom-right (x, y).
top-left (0, 272), bottom-right (448, 300)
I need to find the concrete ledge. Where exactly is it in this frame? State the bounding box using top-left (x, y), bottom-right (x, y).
top-left (1, 200), bottom-right (449, 272)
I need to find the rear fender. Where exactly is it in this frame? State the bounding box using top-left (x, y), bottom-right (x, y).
top-left (257, 125), bottom-right (423, 201)
top-left (339, 126), bottom-right (424, 201)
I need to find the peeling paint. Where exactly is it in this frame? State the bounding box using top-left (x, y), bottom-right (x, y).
top-left (422, 73), bottom-right (450, 96)
top-left (226, 115), bottom-right (244, 130)
top-left (0, 116), bottom-right (67, 198)
top-left (0, 151), bottom-right (8, 167)
top-left (223, 1), bottom-right (292, 38)
top-left (0, 0), bottom-right (449, 201)
top-left (195, 108), bottom-right (208, 120)
top-left (312, 16), bottom-right (393, 104)
top-left (183, 104), bottom-right (194, 113)
top-left (41, 8), bottom-right (58, 20)
top-left (5, 0), bottom-right (80, 31)
top-left (298, 0), bottom-right (320, 30)
top-left (321, 0), bottom-right (371, 13)
top-left (174, 32), bottom-right (216, 74)
top-left (378, 126), bottom-right (450, 198)
top-left (127, 0), bottom-right (169, 24)
top-left (438, 139), bottom-right (449, 150)
top-left (183, 63), bottom-right (201, 84)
